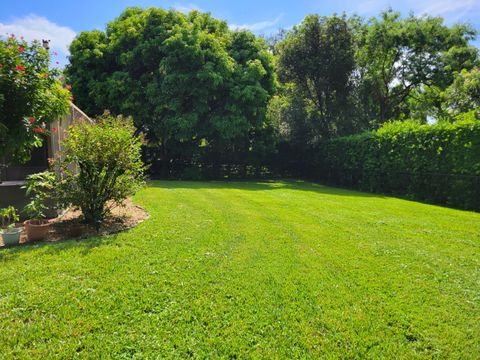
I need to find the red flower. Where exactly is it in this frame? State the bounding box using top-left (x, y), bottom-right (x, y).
top-left (16, 65), bottom-right (25, 72)
top-left (66, 84), bottom-right (72, 90)
top-left (18, 46), bottom-right (25, 53)
top-left (28, 117), bottom-right (36, 124)
top-left (33, 127), bottom-right (45, 135)
top-left (41, 73), bottom-right (48, 79)
top-left (70, 96), bottom-right (74, 102)
top-left (53, 127), bottom-right (58, 134)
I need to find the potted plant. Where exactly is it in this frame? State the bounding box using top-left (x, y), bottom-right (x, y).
top-left (22, 171), bottom-right (56, 242)
top-left (0, 206), bottom-right (22, 246)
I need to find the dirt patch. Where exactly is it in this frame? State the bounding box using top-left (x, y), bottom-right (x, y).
top-left (1, 199), bottom-right (149, 247)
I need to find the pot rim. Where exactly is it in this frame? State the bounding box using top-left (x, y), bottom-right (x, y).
top-left (24, 219), bottom-right (51, 227)
top-left (1, 227), bottom-right (23, 234)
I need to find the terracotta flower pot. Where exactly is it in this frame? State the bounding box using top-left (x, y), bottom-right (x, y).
top-left (24, 220), bottom-right (51, 242)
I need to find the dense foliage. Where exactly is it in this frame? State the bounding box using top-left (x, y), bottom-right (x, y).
top-left (56, 114), bottom-right (145, 227)
top-left (66, 8), bottom-right (276, 175)
top-left (272, 10), bottom-right (478, 147)
top-left (314, 119), bottom-right (480, 210)
top-left (66, 6), bottom-right (480, 210)
top-left (354, 11), bottom-right (477, 125)
top-left (276, 15), bottom-right (356, 139)
top-left (22, 171), bottom-right (56, 221)
top-left (444, 68), bottom-right (480, 117)
top-left (0, 35), bottom-right (71, 162)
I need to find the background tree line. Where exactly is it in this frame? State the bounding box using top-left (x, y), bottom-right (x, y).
top-left (66, 7), bottom-right (479, 179)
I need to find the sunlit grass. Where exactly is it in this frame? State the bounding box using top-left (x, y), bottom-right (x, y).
top-left (1, 180), bottom-right (479, 358)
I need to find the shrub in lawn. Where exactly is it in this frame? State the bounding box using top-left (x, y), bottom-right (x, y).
top-left (56, 114), bottom-right (145, 229)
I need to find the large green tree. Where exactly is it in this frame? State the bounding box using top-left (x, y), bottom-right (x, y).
top-left (67, 8), bottom-right (276, 169)
top-left (276, 14), bottom-right (357, 139)
top-left (356, 10), bottom-right (478, 125)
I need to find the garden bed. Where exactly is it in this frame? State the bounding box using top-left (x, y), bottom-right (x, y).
top-left (1, 198), bottom-right (149, 246)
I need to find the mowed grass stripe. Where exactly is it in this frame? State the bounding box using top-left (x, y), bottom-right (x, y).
top-left (0, 180), bottom-right (479, 358)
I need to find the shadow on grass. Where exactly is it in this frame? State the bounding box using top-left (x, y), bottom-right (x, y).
top-left (0, 231), bottom-right (122, 261)
top-left (147, 179), bottom-right (385, 198)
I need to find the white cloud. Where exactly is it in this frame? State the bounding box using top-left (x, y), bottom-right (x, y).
top-left (230, 14), bottom-right (284, 33)
top-left (0, 14), bottom-right (76, 58)
top-left (345, 0), bottom-right (480, 23)
top-left (173, 3), bottom-right (203, 13)
top-left (420, 0), bottom-right (477, 16)
top-left (411, 0), bottom-right (480, 25)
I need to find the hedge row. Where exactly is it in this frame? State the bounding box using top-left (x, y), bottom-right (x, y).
top-left (313, 118), bottom-right (480, 211)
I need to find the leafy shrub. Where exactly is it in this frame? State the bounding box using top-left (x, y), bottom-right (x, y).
top-left (22, 171), bottom-right (56, 222)
top-left (0, 206), bottom-right (19, 231)
top-left (56, 114), bottom-right (145, 228)
top-left (445, 68), bottom-right (480, 117)
top-left (315, 118), bottom-right (480, 210)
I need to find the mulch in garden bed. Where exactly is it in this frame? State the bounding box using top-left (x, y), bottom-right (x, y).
top-left (1, 199), bottom-right (149, 247)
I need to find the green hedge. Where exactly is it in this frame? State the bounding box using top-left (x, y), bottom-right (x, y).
top-left (315, 118), bottom-right (480, 211)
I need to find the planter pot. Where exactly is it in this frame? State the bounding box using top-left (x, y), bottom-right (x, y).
top-left (67, 223), bottom-right (87, 238)
top-left (1, 227), bottom-right (22, 246)
top-left (24, 220), bottom-right (51, 242)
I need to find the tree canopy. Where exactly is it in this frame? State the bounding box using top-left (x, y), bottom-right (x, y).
top-left (273, 10), bottom-right (478, 148)
top-left (276, 14), bottom-right (356, 139)
top-left (67, 8), bottom-right (276, 169)
top-left (67, 7), bottom-right (479, 178)
top-left (355, 10), bottom-right (478, 125)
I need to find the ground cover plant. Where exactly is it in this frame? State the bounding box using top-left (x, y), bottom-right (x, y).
top-left (0, 181), bottom-right (479, 358)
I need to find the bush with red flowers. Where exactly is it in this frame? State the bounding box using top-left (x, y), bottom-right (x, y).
top-left (0, 35), bottom-right (71, 162)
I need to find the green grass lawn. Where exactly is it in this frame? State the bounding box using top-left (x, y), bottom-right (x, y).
top-left (1, 180), bottom-right (479, 358)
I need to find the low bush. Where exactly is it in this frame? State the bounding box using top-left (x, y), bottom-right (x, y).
top-left (56, 114), bottom-right (146, 228)
top-left (22, 171), bottom-right (57, 222)
top-left (314, 118), bottom-right (480, 210)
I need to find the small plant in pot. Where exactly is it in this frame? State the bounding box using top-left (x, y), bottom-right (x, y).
top-left (0, 206), bottom-right (22, 246)
top-left (22, 171), bottom-right (56, 242)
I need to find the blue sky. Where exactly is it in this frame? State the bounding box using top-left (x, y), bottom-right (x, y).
top-left (1, 0), bottom-right (479, 66)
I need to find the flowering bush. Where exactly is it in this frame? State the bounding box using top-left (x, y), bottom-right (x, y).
top-left (55, 113), bottom-right (146, 228)
top-left (0, 35), bottom-right (71, 161)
